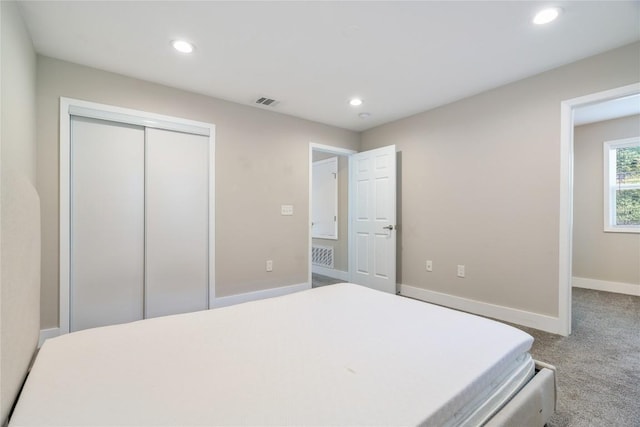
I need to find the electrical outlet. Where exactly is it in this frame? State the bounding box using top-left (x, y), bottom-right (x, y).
top-left (281, 205), bottom-right (294, 216)
top-left (266, 260), bottom-right (273, 272)
top-left (457, 265), bottom-right (465, 278)
top-left (426, 260), bottom-right (433, 272)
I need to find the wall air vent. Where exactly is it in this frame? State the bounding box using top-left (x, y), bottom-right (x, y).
top-left (312, 245), bottom-right (334, 268)
top-left (255, 97), bottom-right (279, 107)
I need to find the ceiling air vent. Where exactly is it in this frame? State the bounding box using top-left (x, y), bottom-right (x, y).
top-left (255, 96), bottom-right (279, 107)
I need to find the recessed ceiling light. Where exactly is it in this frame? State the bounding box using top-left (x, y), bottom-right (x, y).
top-left (359, 112), bottom-right (371, 119)
top-left (533, 7), bottom-right (562, 25)
top-left (349, 98), bottom-right (363, 107)
top-left (172, 40), bottom-right (194, 54)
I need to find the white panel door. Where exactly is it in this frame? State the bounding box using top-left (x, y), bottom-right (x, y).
top-left (350, 145), bottom-right (397, 293)
top-left (71, 117), bottom-right (145, 332)
top-left (312, 156), bottom-right (338, 239)
top-left (145, 128), bottom-right (209, 318)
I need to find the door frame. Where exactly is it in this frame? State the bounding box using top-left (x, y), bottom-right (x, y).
top-left (558, 82), bottom-right (640, 336)
top-left (59, 97), bottom-right (216, 335)
top-left (308, 143), bottom-right (357, 287)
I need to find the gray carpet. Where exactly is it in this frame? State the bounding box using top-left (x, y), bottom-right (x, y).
top-left (516, 288), bottom-right (640, 427)
top-left (312, 273), bottom-right (343, 288)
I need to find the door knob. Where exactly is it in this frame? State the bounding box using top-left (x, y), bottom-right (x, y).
top-left (383, 225), bottom-right (395, 230)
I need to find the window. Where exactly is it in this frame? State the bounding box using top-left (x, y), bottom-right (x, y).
top-left (603, 137), bottom-right (640, 232)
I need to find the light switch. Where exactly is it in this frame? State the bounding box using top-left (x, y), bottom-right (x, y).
top-left (281, 205), bottom-right (294, 216)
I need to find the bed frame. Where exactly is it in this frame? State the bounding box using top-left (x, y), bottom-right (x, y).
top-left (485, 361), bottom-right (556, 426)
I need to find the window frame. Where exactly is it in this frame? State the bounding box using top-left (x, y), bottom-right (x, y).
top-left (603, 137), bottom-right (640, 233)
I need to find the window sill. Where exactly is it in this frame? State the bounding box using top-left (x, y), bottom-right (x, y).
top-left (604, 227), bottom-right (640, 234)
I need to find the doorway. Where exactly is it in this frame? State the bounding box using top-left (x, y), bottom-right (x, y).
top-left (309, 144), bottom-right (355, 287)
top-left (308, 143), bottom-right (398, 294)
top-left (559, 83), bottom-right (640, 336)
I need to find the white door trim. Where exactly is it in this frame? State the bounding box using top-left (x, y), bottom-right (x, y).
top-left (558, 82), bottom-right (640, 336)
top-left (308, 143), bottom-right (357, 287)
top-left (59, 97), bottom-right (216, 335)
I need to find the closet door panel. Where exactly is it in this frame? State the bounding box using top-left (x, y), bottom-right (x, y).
top-left (145, 128), bottom-right (209, 318)
top-left (71, 117), bottom-right (145, 332)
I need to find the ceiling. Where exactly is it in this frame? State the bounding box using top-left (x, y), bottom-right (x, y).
top-left (17, 1), bottom-right (640, 132)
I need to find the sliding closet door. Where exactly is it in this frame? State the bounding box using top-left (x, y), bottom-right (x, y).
top-left (71, 117), bottom-right (145, 332)
top-left (145, 128), bottom-right (209, 318)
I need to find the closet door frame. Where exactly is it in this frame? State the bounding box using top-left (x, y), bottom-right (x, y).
top-left (59, 97), bottom-right (216, 335)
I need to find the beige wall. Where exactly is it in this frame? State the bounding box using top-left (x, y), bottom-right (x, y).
top-left (361, 42), bottom-right (640, 318)
top-left (0, 1), bottom-right (40, 423)
top-left (312, 152), bottom-right (349, 272)
top-left (37, 56), bottom-right (360, 329)
top-left (573, 115), bottom-right (640, 286)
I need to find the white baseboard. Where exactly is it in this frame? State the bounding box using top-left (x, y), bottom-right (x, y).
top-left (573, 277), bottom-right (640, 296)
top-left (38, 327), bottom-right (60, 348)
top-left (400, 284), bottom-right (563, 335)
top-left (311, 265), bottom-right (350, 282)
top-left (211, 282), bottom-right (310, 309)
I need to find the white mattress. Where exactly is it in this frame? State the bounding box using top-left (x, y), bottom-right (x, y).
top-left (10, 283), bottom-right (533, 426)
